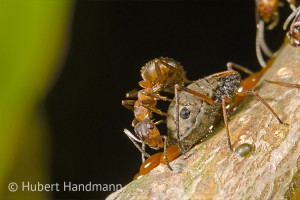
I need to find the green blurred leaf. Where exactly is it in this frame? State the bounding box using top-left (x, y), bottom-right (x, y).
top-left (0, 0), bottom-right (73, 199)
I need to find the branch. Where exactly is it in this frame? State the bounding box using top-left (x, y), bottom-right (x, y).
top-left (108, 44), bottom-right (300, 200)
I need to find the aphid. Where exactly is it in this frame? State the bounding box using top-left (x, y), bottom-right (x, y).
top-left (255, 0), bottom-right (296, 66)
top-left (122, 57), bottom-right (190, 167)
top-left (284, 6), bottom-right (300, 46)
top-left (167, 67), bottom-right (291, 157)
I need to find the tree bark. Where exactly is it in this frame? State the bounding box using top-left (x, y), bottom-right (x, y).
top-left (107, 44), bottom-right (300, 200)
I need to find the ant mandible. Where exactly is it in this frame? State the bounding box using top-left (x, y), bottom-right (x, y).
top-left (255, 0), bottom-right (296, 66)
top-left (122, 57), bottom-right (191, 169)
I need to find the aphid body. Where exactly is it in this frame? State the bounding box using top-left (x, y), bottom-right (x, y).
top-left (167, 71), bottom-right (241, 153)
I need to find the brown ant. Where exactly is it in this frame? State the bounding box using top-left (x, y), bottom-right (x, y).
top-left (255, 0), bottom-right (296, 66)
top-left (283, 5), bottom-right (300, 46)
top-left (122, 57), bottom-right (190, 168)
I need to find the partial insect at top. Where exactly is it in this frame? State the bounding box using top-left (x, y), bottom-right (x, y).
top-left (284, 5), bottom-right (300, 47)
top-left (255, 0), bottom-right (296, 67)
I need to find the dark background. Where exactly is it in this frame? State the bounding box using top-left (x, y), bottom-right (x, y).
top-left (45, 0), bottom-right (289, 199)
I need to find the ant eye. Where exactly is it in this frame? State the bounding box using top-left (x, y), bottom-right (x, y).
top-left (147, 123), bottom-right (154, 130)
top-left (180, 107), bottom-right (190, 119)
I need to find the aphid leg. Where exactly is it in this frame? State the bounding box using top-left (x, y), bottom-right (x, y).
top-left (121, 100), bottom-right (135, 111)
top-left (141, 90), bottom-right (174, 102)
top-left (174, 84), bottom-right (185, 158)
top-left (209, 70), bottom-right (240, 80)
top-left (226, 62), bottom-right (255, 75)
top-left (161, 135), bottom-right (173, 171)
top-left (236, 90), bottom-right (288, 125)
top-left (123, 128), bottom-right (150, 158)
top-left (174, 84), bottom-right (215, 157)
top-left (221, 96), bottom-right (234, 151)
top-left (265, 80), bottom-right (300, 88)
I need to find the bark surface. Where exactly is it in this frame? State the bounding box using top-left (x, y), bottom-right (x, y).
top-left (107, 44), bottom-right (300, 200)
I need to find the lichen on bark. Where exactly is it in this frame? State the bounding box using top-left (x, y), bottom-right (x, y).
top-left (108, 44), bottom-right (300, 200)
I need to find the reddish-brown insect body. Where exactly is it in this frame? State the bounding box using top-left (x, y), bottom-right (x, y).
top-left (122, 57), bottom-right (190, 169)
top-left (257, 0), bottom-right (280, 22)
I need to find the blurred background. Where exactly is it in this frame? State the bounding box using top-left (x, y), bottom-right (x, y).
top-left (0, 0), bottom-right (291, 199)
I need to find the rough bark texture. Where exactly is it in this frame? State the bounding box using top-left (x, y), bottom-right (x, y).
top-left (107, 44), bottom-right (300, 200)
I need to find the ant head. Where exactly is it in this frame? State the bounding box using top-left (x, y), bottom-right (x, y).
top-left (134, 118), bottom-right (163, 150)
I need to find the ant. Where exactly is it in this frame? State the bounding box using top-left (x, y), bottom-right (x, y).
top-left (132, 60), bottom-right (299, 179)
top-left (122, 57), bottom-right (191, 168)
top-left (255, 0), bottom-right (296, 66)
top-left (283, 5), bottom-right (300, 46)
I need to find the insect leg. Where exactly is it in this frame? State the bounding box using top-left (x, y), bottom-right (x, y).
top-left (226, 62), bottom-right (255, 75)
top-left (142, 104), bottom-right (170, 117)
top-left (222, 96), bottom-right (234, 151)
top-left (124, 128), bottom-right (150, 158)
top-left (175, 84), bottom-right (185, 157)
top-left (174, 84), bottom-right (214, 156)
top-left (236, 90), bottom-right (287, 125)
top-left (256, 20), bottom-right (274, 67)
top-left (121, 100), bottom-right (135, 111)
top-left (141, 90), bottom-right (174, 102)
top-left (161, 135), bottom-right (173, 171)
top-left (142, 142), bottom-right (146, 162)
top-left (154, 60), bottom-right (164, 84)
top-left (154, 120), bottom-right (166, 125)
top-left (265, 80), bottom-right (300, 88)
top-left (159, 60), bottom-right (192, 83)
top-left (125, 89), bottom-right (139, 98)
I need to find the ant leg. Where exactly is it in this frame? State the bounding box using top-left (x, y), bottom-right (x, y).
top-left (267, 11), bottom-right (279, 30)
top-left (161, 135), bottom-right (173, 171)
top-left (141, 90), bottom-right (174, 102)
top-left (123, 129), bottom-right (150, 158)
top-left (226, 62), bottom-right (255, 75)
top-left (142, 104), bottom-right (170, 117)
top-left (125, 89), bottom-right (139, 98)
top-left (175, 84), bottom-right (214, 105)
top-left (154, 120), bottom-right (166, 125)
top-left (159, 60), bottom-right (193, 83)
top-left (265, 80), bottom-right (300, 88)
top-left (122, 100), bottom-right (135, 111)
top-left (236, 90), bottom-right (287, 125)
top-left (221, 96), bottom-right (234, 151)
top-left (154, 61), bottom-right (164, 84)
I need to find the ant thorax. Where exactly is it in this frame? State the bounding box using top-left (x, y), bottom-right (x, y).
top-left (167, 72), bottom-right (241, 152)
